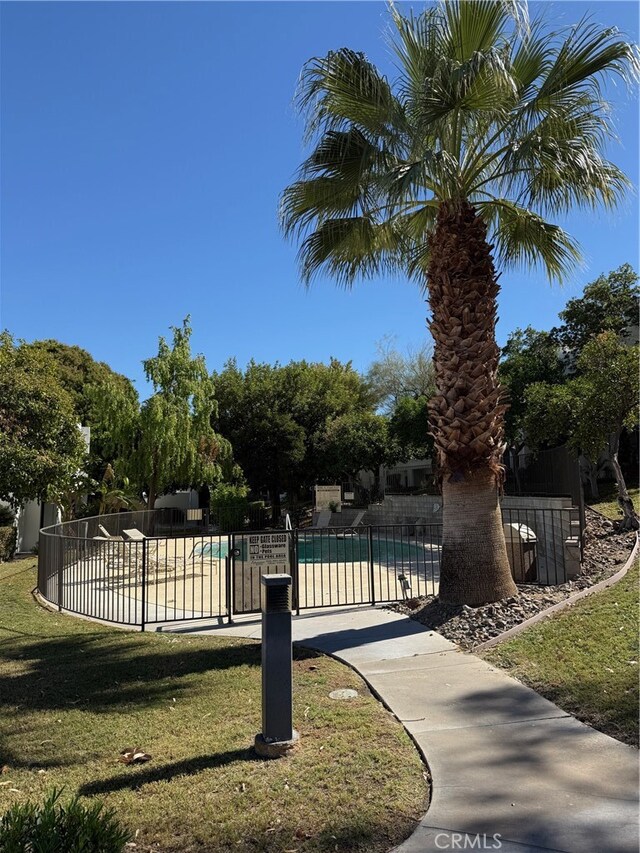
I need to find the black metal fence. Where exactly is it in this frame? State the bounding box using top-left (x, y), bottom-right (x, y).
top-left (504, 445), bottom-right (585, 534)
top-left (38, 505), bottom-right (580, 630)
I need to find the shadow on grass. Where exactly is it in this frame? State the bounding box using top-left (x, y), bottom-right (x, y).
top-left (0, 634), bottom-right (264, 715)
top-left (79, 748), bottom-right (262, 795)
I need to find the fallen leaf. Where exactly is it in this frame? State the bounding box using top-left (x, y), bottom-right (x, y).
top-left (119, 747), bottom-right (152, 765)
top-left (295, 829), bottom-right (312, 840)
top-left (1, 765), bottom-right (9, 774)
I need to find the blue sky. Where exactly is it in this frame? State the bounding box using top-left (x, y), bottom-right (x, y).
top-left (1, 1), bottom-right (638, 396)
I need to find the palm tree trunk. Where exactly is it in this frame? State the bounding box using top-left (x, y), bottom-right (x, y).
top-left (440, 470), bottom-right (519, 605)
top-left (427, 200), bottom-right (517, 605)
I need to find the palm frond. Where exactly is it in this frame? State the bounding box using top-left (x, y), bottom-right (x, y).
top-left (280, 178), bottom-right (366, 239)
top-left (297, 48), bottom-right (403, 141)
top-left (283, 3), bottom-right (636, 287)
top-left (297, 217), bottom-right (406, 286)
top-left (537, 18), bottom-right (640, 101)
top-left (480, 200), bottom-right (581, 283)
top-left (382, 151), bottom-right (454, 204)
top-left (304, 127), bottom-right (381, 178)
top-left (441, 0), bottom-right (526, 61)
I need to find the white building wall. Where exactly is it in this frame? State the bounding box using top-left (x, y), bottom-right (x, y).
top-left (154, 490), bottom-right (199, 511)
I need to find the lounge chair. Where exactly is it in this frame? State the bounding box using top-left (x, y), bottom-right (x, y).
top-left (312, 510), bottom-right (332, 529)
top-left (336, 510), bottom-right (366, 539)
top-left (121, 528), bottom-right (163, 577)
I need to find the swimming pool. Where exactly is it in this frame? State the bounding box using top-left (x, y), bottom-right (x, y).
top-left (190, 533), bottom-right (439, 566)
top-left (296, 532), bottom-right (439, 566)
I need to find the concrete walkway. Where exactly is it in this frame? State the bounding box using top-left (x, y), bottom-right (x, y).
top-left (164, 606), bottom-right (639, 853)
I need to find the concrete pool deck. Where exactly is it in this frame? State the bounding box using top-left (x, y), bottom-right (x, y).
top-left (173, 607), bottom-right (640, 853)
top-left (57, 537), bottom-right (441, 624)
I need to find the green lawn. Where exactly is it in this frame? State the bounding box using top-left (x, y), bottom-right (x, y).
top-left (483, 559), bottom-right (639, 746)
top-left (0, 559), bottom-right (428, 852)
top-left (587, 484), bottom-right (640, 521)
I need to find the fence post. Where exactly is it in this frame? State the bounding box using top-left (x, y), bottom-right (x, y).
top-left (225, 543), bottom-right (233, 624)
top-left (291, 530), bottom-right (300, 616)
top-left (141, 539), bottom-right (146, 632)
top-left (57, 537), bottom-right (64, 612)
top-left (368, 526), bottom-right (376, 606)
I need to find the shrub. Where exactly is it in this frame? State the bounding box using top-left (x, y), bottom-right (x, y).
top-left (0, 789), bottom-right (131, 853)
top-left (210, 483), bottom-right (250, 532)
top-left (0, 505), bottom-right (15, 526)
top-left (0, 526), bottom-right (16, 562)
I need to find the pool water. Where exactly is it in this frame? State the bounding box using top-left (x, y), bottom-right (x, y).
top-left (296, 532), bottom-right (438, 565)
top-left (191, 540), bottom-right (229, 558)
top-left (190, 533), bottom-right (439, 566)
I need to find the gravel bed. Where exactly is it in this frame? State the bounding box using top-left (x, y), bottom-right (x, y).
top-left (388, 508), bottom-right (637, 650)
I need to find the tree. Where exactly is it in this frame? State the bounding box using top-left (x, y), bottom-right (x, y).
top-left (23, 340), bottom-right (136, 425)
top-left (554, 263), bottom-right (639, 354)
top-left (213, 360), bottom-right (306, 517)
top-left (319, 411), bottom-right (398, 491)
top-left (499, 326), bottom-right (565, 443)
top-left (24, 340), bottom-right (139, 478)
top-left (0, 333), bottom-right (86, 507)
top-left (214, 358), bottom-right (383, 514)
top-left (389, 395), bottom-right (434, 462)
top-left (91, 319), bottom-right (233, 508)
top-left (367, 337), bottom-right (435, 414)
top-left (136, 319), bottom-right (233, 508)
top-left (524, 333), bottom-right (639, 529)
top-left (281, 1), bottom-right (637, 604)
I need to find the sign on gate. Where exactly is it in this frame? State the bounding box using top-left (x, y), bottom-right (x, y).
top-left (247, 532), bottom-right (290, 568)
top-left (233, 532), bottom-right (292, 614)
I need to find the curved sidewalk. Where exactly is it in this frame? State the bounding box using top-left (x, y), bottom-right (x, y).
top-left (169, 607), bottom-right (639, 853)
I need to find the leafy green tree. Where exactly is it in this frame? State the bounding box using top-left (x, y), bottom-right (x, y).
top-left (24, 340), bottom-right (139, 478)
top-left (319, 411), bottom-right (397, 493)
top-left (92, 319), bottom-right (233, 508)
top-left (214, 358), bottom-right (381, 514)
top-left (23, 340), bottom-right (135, 424)
top-left (554, 263), bottom-right (639, 353)
top-left (281, 0), bottom-right (637, 604)
top-left (389, 395), bottom-right (434, 462)
top-left (0, 333), bottom-right (86, 507)
top-left (136, 318), bottom-right (233, 508)
top-left (499, 326), bottom-right (565, 443)
top-left (524, 333), bottom-right (639, 529)
top-left (213, 360), bottom-right (306, 517)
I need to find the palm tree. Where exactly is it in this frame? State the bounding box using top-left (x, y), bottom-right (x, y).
top-left (280, 0), bottom-right (638, 606)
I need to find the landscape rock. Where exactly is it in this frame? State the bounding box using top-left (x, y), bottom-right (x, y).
top-left (389, 508), bottom-right (636, 650)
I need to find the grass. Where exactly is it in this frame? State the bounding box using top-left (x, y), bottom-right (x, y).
top-left (586, 483), bottom-right (640, 521)
top-left (0, 558), bottom-right (428, 852)
top-left (482, 559), bottom-right (639, 747)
